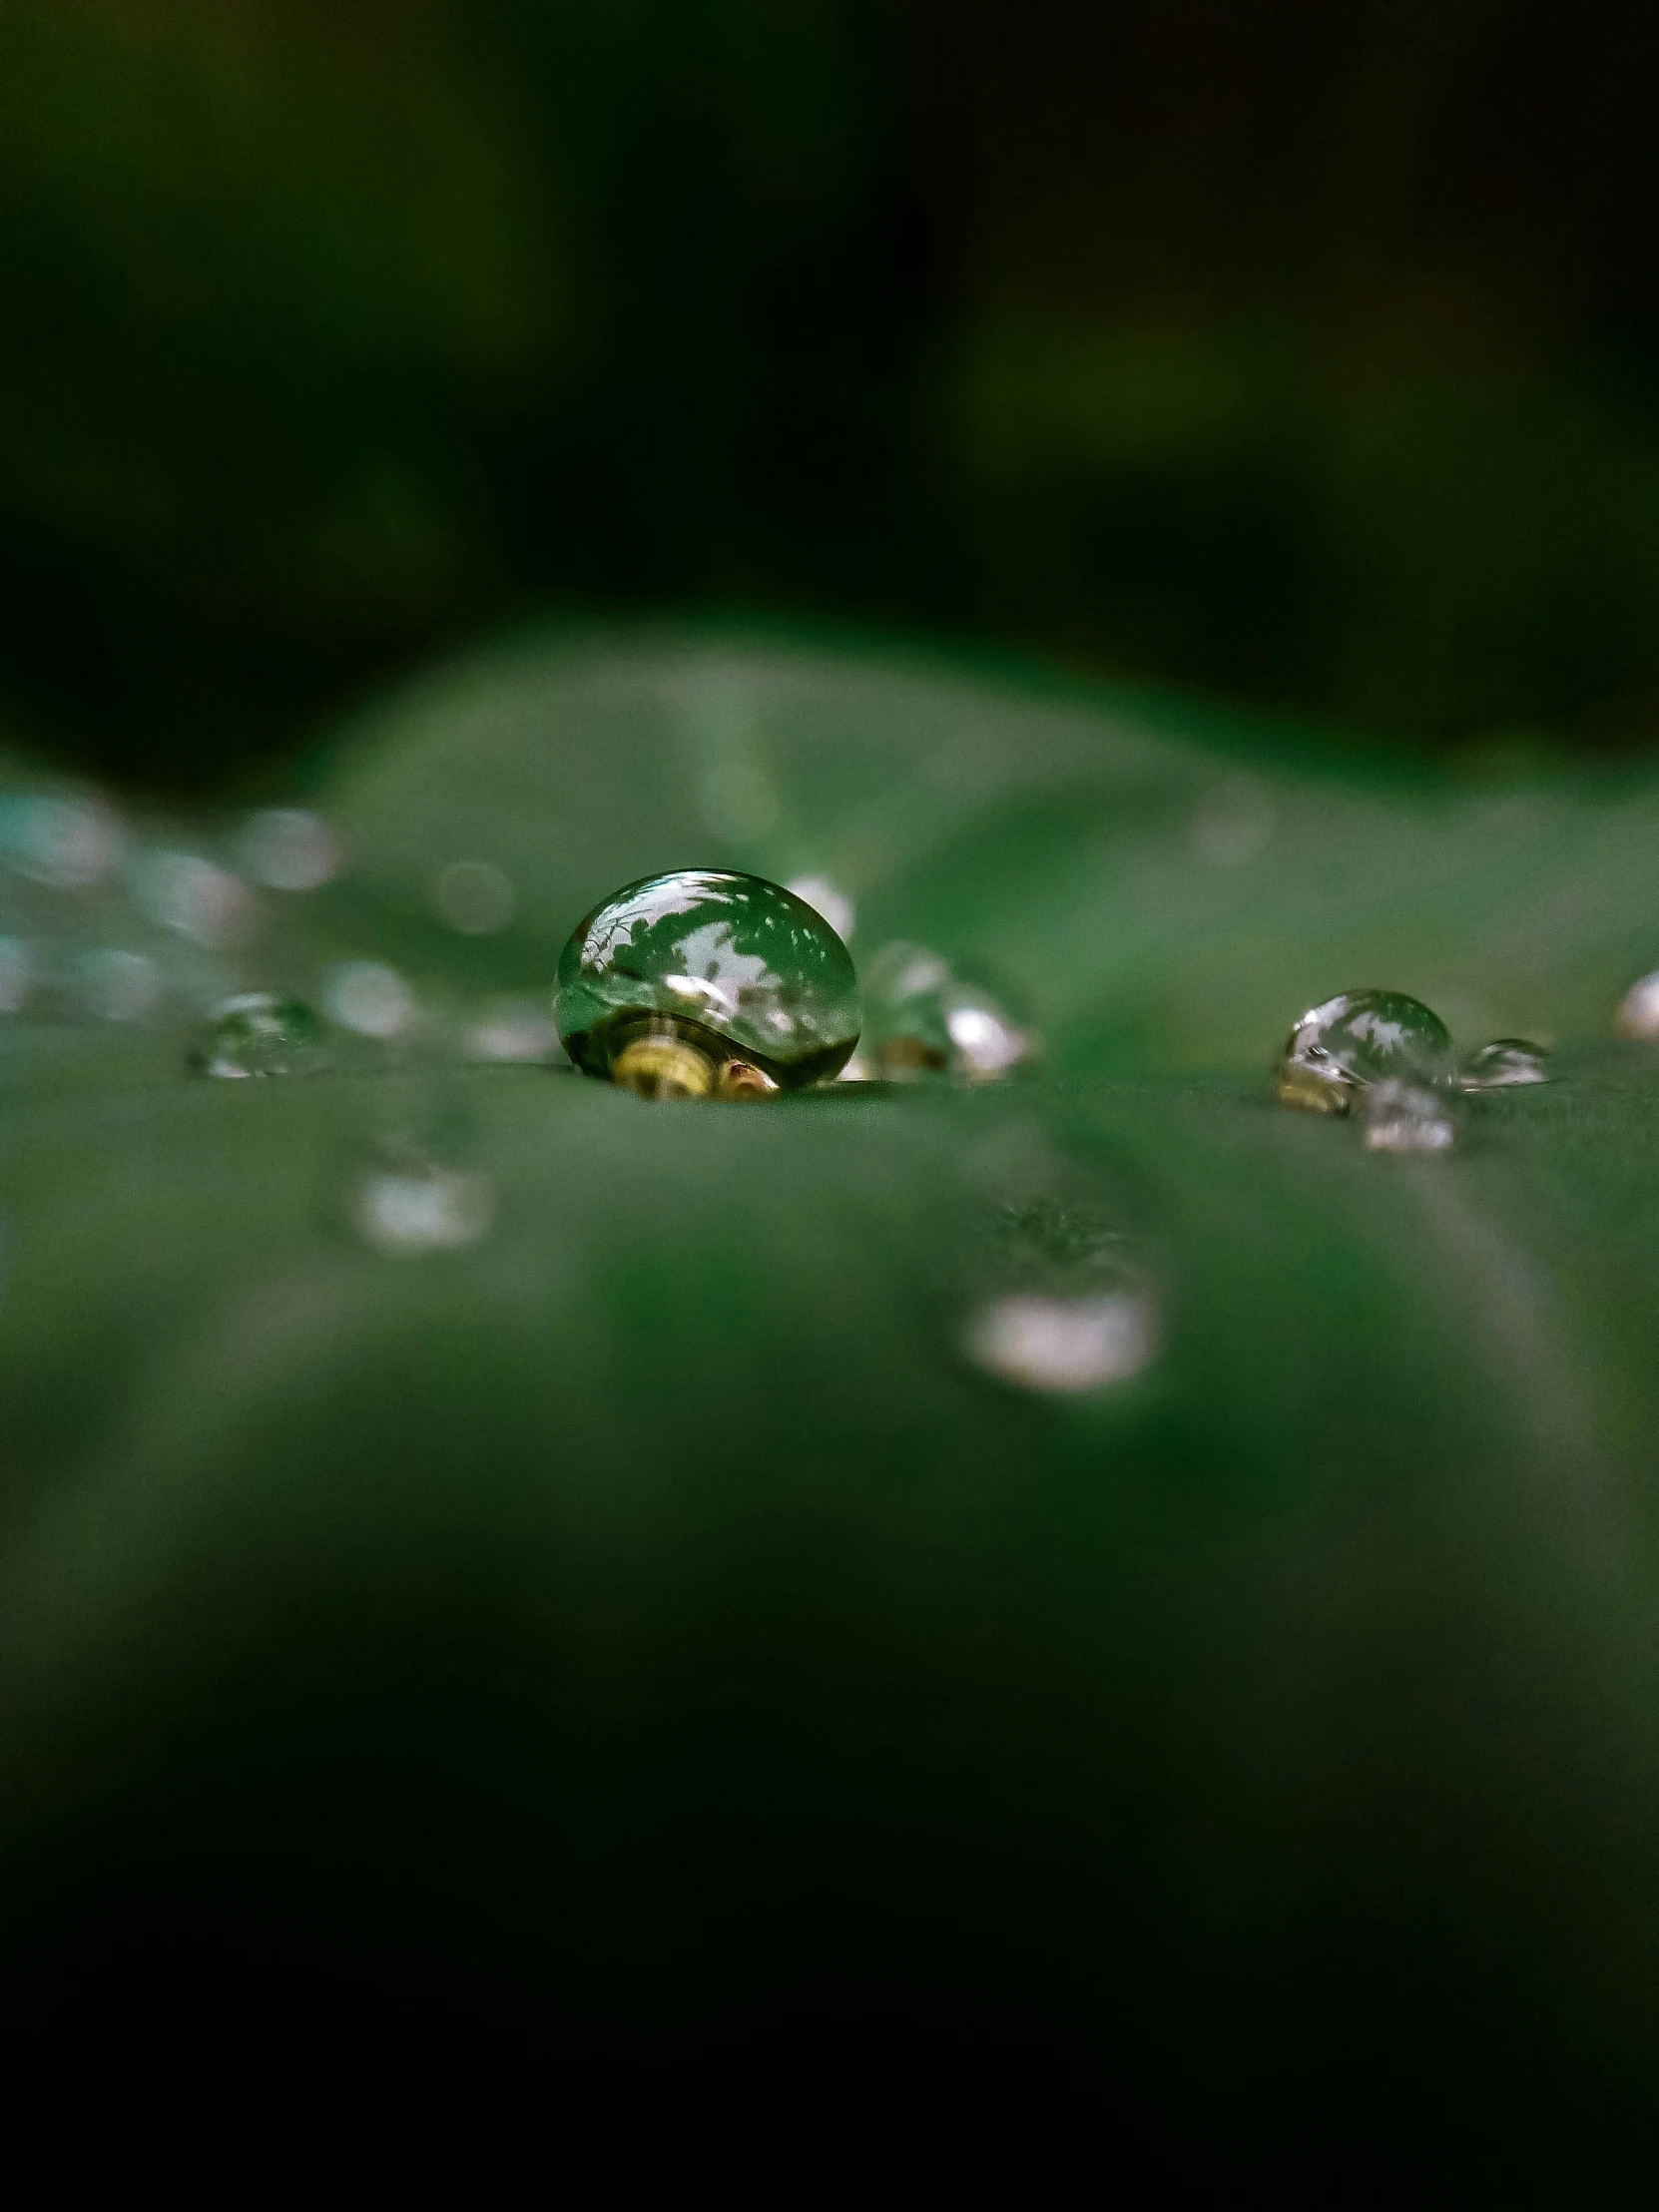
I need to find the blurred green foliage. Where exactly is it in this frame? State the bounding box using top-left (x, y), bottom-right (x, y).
top-left (6, 0), bottom-right (1659, 786)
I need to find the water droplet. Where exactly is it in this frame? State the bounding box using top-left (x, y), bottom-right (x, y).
top-left (433, 858), bottom-right (516, 935)
top-left (0, 795), bottom-right (123, 888)
top-left (1615, 972), bottom-right (1659, 1040)
top-left (963, 1291), bottom-right (1159, 1393)
top-left (787, 875), bottom-right (855, 942)
top-left (1278, 988), bottom-right (1451, 1114)
top-left (351, 1158), bottom-right (494, 1255)
top-left (863, 941), bottom-right (1035, 1082)
top-left (191, 993), bottom-right (325, 1079)
top-left (1363, 1078), bottom-right (1458, 1154)
top-left (322, 959), bottom-right (415, 1039)
top-left (462, 994), bottom-right (561, 1064)
top-left (1462, 1037), bottom-right (1551, 1089)
top-left (130, 849), bottom-right (253, 947)
top-left (79, 948), bottom-right (161, 1023)
top-left (555, 869), bottom-right (860, 1097)
top-left (239, 809), bottom-right (339, 892)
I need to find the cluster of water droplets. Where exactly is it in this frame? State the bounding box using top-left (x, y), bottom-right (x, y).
top-left (1276, 986), bottom-right (1552, 1155)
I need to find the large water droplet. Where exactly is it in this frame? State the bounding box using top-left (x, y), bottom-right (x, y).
top-left (191, 992), bottom-right (325, 1078)
top-left (1462, 1037), bottom-right (1551, 1089)
top-left (1278, 988), bottom-right (1451, 1114)
top-left (863, 941), bottom-right (1035, 1082)
top-left (555, 868), bottom-right (859, 1098)
top-left (1363, 1078), bottom-right (1457, 1154)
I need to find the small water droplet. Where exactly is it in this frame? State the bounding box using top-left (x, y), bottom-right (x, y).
top-left (1462, 1037), bottom-right (1551, 1089)
top-left (191, 992), bottom-right (325, 1078)
top-left (239, 809), bottom-right (339, 892)
top-left (351, 1158), bottom-right (494, 1255)
top-left (963, 1292), bottom-right (1159, 1393)
top-left (1615, 971), bottom-right (1659, 1040)
top-left (1278, 988), bottom-right (1451, 1114)
top-left (323, 959), bottom-right (415, 1039)
top-left (1363, 1078), bottom-right (1458, 1154)
top-left (864, 941), bottom-right (1035, 1082)
top-left (786, 875), bottom-right (855, 942)
top-left (433, 858), bottom-right (517, 935)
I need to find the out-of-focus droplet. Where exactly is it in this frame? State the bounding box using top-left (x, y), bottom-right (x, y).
top-left (1188, 776), bottom-right (1275, 867)
top-left (1363, 1078), bottom-right (1457, 1154)
top-left (323, 959), bottom-right (415, 1039)
top-left (1278, 988), bottom-right (1451, 1114)
top-left (79, 948), bottom-right (161, 1023)
top-left (433, 858), bottom-right (517, 935)
top-left (131, 849), bottom-right (253, 947)
top-left (351, 1158), bottom-right (494, 1255)
top-left (1615, 972), bottom-right (1659, 1040)
top-left (462, 994), bottom-right (561, 1063)
top-left (555, 869), bottom-right (859, 1098)
top-left (191, 992), bottom-right (325, 1079)
top-left (240, 809), bottom-right (339, 892)
top-left (0, 795), bottom-right (123, 888)
top-left (787, 875), bottom-right (855, 942)
top-left (863, 941), bottom-right (1035, 1082)
top-left (963, 1291), bottom-right (1158, 1393)
top-left (0, 936), bottom-right (29, 1013)
top-left (1462, 1037), bottom-right (1551, 1089)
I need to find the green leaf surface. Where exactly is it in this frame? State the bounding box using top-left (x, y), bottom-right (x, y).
top-left (6, 628), bottom-right (1659, 2156)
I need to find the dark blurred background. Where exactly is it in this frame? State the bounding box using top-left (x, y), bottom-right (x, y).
top-left (6, 0), bottom-right (1659, 793)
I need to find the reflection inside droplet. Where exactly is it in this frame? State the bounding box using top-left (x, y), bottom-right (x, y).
top-left (352, 1161), bottom-right (495, 1254)
top-left (434, 858), bottom-right (517, 935)
top-left (963, 1292), bottom-right (1159, 1393)
top-left (240, 809), bottom-right (339, 892)
top-left (323, 959), bottom-right (415, 1038)
top-left (1363, 1078), bottom-right (1457, 1154)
